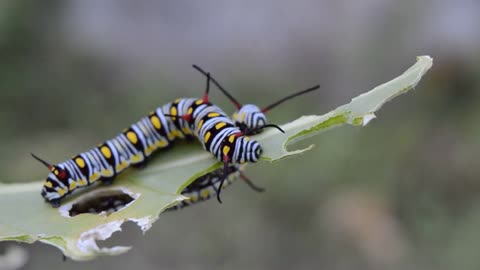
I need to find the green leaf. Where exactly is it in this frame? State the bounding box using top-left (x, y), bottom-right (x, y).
top-left (0, 56), bottom-right (433, 261)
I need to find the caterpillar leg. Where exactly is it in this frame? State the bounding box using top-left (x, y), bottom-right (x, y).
top-left (216, 154), bottom-right (231, 203)
top-left (49, 198), bottom-right (61, 208)
top-left (132, 159), bottom-right (148, 169)
top-left (101, 176), bottom-right (116, 186)
top-left (240, 173), bottom-right (265, 192)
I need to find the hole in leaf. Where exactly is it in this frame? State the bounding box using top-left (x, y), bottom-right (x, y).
top-left (67, 189), bottom-right (136, 217)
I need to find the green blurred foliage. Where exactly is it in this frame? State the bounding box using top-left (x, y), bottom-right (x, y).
top-left (0, 1), bottom-right (479, 270)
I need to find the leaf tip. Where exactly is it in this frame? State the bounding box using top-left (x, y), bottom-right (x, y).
top-left (362, 113), bottom-right (376, 126)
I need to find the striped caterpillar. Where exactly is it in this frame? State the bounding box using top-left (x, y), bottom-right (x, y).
top-left (34, 66), bottom-right (318, 208)
top-left (167, 166), bottom-right (242, 211)
top-left (168, 67), bottom-right (320, 210)
top-left (167, 164), bottom-right (263, 211)
top-left (34, 73), bottom-right (265, 208)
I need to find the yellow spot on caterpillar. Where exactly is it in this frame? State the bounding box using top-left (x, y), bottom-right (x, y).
top-left (240, 112), bottom-right (246, 122)
top-left (232, 113), bottom-right (238, 120)
top-left (170, 130), bottom-right (182, 138)
top-left (78, 179), bottom-right (88, 186)
top-left (170, 107), bottom-right (177, 116)
top-left (208, 112), bottom-right (220, 118)
top-left (151, 116), bottom-right (161, 129)
top-left (156, 140), bottom-right (168, 148)
top-left (245, 137), bottom-right (250, 141)
top-left (101, 146), bottom-right (112, 159)
top-left (126, 131), bottom-right (138, 144)
top-left (130, 154), bottom-right (144, 163)
top-left (228, 135), bottom-right (235, 143)
top-left (200, 189), bottom-right (210, 199)
top-left (50, 167), bottom-right (55, 172)
top-left (90, 173), bottom-right (100, 182)
top-left (189, 194), bottom-right (199, 202)
top-left (116, 161), bottom-right (128, 172)
top-left (75, 157), bottom-right (85, 168)
top-left (54, 170), bottom-right (59, 175)
top-left (197, 119), bottom-right (204, 130)
top-left (187, 107), bottom-right (193, 115)
top-left (174, 98), bottom-right (182, 103)
top-left (101, 169), bottom-right (114, 177)
top-left (204, 132), bottom-right (211, 143)
top-left (195, 99), bottom-right (203, 105)
top-left (182, 127), bottom-right (192, 135)
top-left (69, 181), bottom-right (76, 190)
top-left (57, 187), bottom-right (66, 196)
top-left (145, 145), bottom-right (156, 156)
top-left (215, 122), bottom-right (226, 130)
top-left (44, 181), bottom-right (52, 188)
top-left (223, 145), bottom-right (231, 156)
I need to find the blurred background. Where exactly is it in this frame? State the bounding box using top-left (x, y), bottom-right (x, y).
top-left (0, 1), bottom-right (479, 269)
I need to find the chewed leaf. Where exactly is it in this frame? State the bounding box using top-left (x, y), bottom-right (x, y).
top-left (257, 55), bottom-right (433, 160)
top-left (0, 56), bottom-right (432, 260)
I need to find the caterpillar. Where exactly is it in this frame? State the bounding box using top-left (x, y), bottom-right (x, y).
top-left (166, 164), bottom-right (263, 211)
top-left (34, 72), bottom-right (266, 208)
top-left (166, 66), bottom-right (320, 210)
top-left (192, 65), bottom-right (320, 135)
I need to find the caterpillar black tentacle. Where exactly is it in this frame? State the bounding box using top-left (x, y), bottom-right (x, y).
top-left (192, 64), bottom-right (320, 135)
top-left (36, 72), bottom-right (262, 207)
top-left (239, 173), bottom-right (265, 193)
top-left (167, 164), bottom-right (240, 211)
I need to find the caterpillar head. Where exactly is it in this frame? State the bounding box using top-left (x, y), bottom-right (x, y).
top-left (41, 164), bottom-right (71, 207)
top-left (33, 154), bottom-right (69, 208)
top-left (232, 104), bottom-right (268, 135)
top-left (232, 136), bottom-right (262, 163)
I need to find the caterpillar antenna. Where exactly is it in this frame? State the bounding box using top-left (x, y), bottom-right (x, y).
top-left (261, 85), bottom-right (321, 113)
top-left (192, 64), bottom-right (242, 109)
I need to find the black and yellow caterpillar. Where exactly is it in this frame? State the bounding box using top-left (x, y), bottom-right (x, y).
top-left (164, 66), bottom-right (320, 210)
top-left (167, 165), bottom-right (241, 211)
top-left (34, 66), bottom-right (317, 208)
top-left (34, 72), bottom-right (263, 208)
top-left (167, 164), bottom-right (264, 211)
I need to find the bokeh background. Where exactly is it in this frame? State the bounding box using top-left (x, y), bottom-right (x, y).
top-left (0, 1), bottom-right (479, 270)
